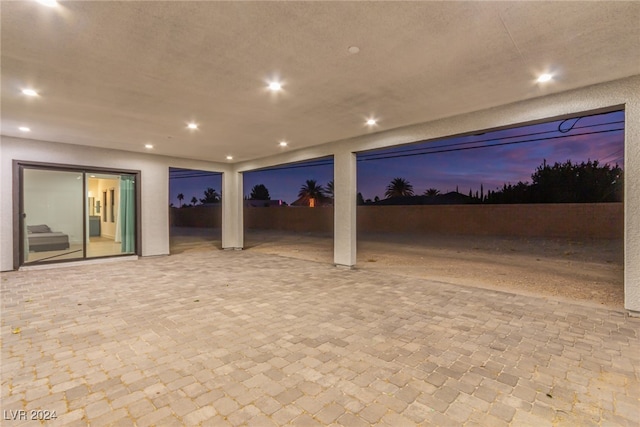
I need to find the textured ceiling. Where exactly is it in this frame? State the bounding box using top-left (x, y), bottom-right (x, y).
top-left (2, 1), bottom-right (639, 163)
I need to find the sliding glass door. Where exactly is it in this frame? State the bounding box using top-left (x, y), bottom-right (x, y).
top-left (23, 169), bottom-right (85, 264)
top-left (20, 165), bottom-right (138, 266)
top-left (85, 173), bottom-right (136, 258)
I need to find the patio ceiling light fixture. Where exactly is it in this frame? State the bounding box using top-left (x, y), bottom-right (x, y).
top-left (36, 0), bottom-right (58, 7)
top-left (537, 73), bottom-right (553, 83)
top-left (22, 89), bottom-right (39, 97)
top-left (268, 81), bottom-right (282, 91)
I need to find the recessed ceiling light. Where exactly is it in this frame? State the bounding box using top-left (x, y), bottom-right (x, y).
top-left (279, 141), bottom-right (288, 147)
top-left (268, 81), bottom-right (282, 91)
top-left (21, 89), bottom-right (39, 97)
top-left (366, 118), bottom-right (377, 126)
top-left (187, 123), bottom-right (198, 130)
top-left (19, 126), bottom-right (31, 132)
top-left (36, 0), bottom-right (58, 6)
top-left (537, 73), bottom-right (553, 83)
top-left (145, 144), bottom-right (154, 149)
top-left (90, 175), bottom-right (96, 178)
top-left (226, 155), bottom-right (233, 160)
top-left (348, 46), bottom-right (360, 54)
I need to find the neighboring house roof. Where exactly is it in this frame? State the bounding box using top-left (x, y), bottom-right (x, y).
top-left (245, 200), bottom-right (288, 207)
top-left (371, 192), bottom-right (476, 206)
top-left (290, 196), bottom-right (333, 207)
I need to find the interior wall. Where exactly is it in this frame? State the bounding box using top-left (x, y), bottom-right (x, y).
top-left (95, 178), bottom-right (119, 239)
top-left (88, 179), bottom-right (99, 214)
top-left (23, 169), bottom-right (84, 244)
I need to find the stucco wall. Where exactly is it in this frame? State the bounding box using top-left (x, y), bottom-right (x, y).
top-left (0, 136), bottom-right (230, 271)
top-left (357, 204), bottom-right (623, 238)
top-left (172, 204), bottom-right (623, 239)
top-left (246, 207), bottom-right (334, 233)
top-left (171, 206), bottom-right (222, 228)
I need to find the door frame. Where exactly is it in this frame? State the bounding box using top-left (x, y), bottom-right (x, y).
top-left (12, 160), bottom-right (142, 269)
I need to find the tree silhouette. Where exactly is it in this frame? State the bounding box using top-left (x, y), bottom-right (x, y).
top-left (530, 159), bottom-right (622, 203)
top-left (177, 193), bottom-right (184, 207)
top-left (250, 184), bottom-right (271, 200)
top-left (324, 180), bottom-right (335, 199)
top-left (200, 187), bottom-right (220, 204)
top-left (191, 196), bottom-right (198, 206)
top-left (424, 188), bottom-right (440, 197)
top-left (326, 180), bottom-right (334, 199)
top-left (298, 180), bottom-right (326, 207)
top-left (486, 159), bottom-right (623, 204)
top-left (385, 178), bottom-right (414, 198)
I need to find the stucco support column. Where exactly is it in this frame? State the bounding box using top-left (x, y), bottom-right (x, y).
top-left (625, 99), bottom-right (640, 316)
top-left (334, 151), bottom-right (357, 267)
top-left (222, 170), bottom-right (243, 250)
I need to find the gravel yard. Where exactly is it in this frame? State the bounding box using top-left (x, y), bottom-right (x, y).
top-left (171, 227), bottom-right (624, 308)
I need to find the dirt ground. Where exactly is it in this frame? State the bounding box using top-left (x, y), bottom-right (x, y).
top-left (170, 227), bottom-right (625, 309)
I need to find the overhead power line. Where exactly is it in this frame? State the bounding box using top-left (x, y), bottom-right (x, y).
top-left (170, 112), bottom-right (624, 175)
top-left (358, 120), bottom-right (623, 159)
top-left (599, 148), bottom-right (624, 164)
top-left (244, 160), bottom-right (334, 173)
top-left (358, 128), bottom-right (623, 162)
top-left (170, 171), bottom-right (222, 180)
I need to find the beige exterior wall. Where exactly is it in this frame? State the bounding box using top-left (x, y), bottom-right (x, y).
top-left (171, 206), bottom-right (222, 228)
top-left (0, 136), bottom-right (231, 271)
top-left (246, 207), bottom-right (334, 233)
top-left (357, 204), bottom-right (623, 239)
top-left (172, 203), bottom-right (623, 240)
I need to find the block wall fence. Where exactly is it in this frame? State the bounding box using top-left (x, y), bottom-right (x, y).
top-left (170, 203), bottom-right (623, 239)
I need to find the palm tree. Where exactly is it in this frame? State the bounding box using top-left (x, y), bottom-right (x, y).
top-left (190, 196), bottom-right (198, 206)
top-left (385, 178), bottom-right (414, 198)
top-left (424, 188), bottom-right (440, 197)
top-left (326, 180), bottom-right (334, 199)
top-left (298, 179), bottom-right (326, 207)
top-left (177, 193), bottom-right (184, 207)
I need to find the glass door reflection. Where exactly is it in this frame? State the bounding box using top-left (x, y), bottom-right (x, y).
top-left (23, 169), bottom-right (84, 264)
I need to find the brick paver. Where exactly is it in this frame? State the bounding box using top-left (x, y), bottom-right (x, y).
top-left (1, 248), bottom-right (639, 425)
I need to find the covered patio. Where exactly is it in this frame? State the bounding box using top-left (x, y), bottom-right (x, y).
top-left (1, 2), bottom-right (640, 425)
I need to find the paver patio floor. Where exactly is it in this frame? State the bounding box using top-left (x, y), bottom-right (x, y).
top-left (1, 249), bottom-right (639, 426)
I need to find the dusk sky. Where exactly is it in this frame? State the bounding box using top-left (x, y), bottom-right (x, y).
top-left (170, 110), bottom-right (624, 205)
